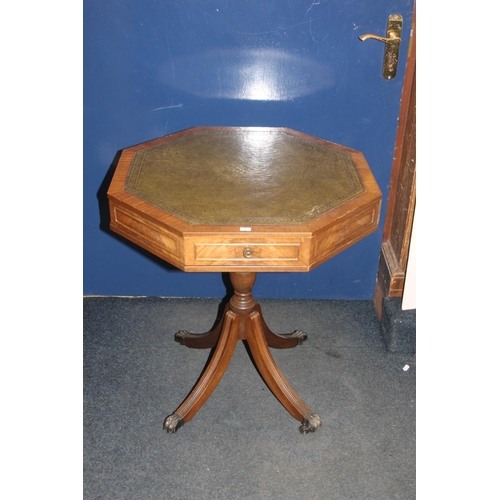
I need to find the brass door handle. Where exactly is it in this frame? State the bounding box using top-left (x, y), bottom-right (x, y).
top-left (359, 14), bottom-right (403, 80)
top-left (359, 32), bottom-right (401, 44)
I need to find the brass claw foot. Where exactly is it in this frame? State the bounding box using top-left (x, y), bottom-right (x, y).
top-left (163, 413), bottom-right (184, 433)
top-left (174, 330), bottom-right (189, 345)
top-left (291, 330), bottom-right (308, 345)
top-left (299, 412), bottom-right (322, 434)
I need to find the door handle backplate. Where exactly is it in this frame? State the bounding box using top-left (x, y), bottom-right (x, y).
top-left (359, 14), bottom-right (403, 80)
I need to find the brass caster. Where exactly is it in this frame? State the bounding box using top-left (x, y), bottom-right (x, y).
top-left (163, 413), bottom-right (184, 433)
top-left (174, 330), bottom-right (189, 345)
top-left (299, 412), bottom-right (322, 434)
top-left (292, 330), bottom-right (308, 345)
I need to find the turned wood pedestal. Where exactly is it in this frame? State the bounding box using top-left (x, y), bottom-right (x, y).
top-left (107, 127), bottom-right (381, 433)
top-left (164, 272), bottom-right (321, 434)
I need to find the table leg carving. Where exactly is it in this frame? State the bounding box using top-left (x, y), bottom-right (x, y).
top-left (255, 305), bottom-right (308, 348)
top-left (165, 272), bottom-right (320, 434)
top-left (246, 310), bottom-right (322, 433)
top-left (174, 305), bottom-right (229, 349)
top-left (164, 310), bottom-right (239, 433)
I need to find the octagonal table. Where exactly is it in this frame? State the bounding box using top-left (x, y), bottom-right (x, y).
top-left (107, 126), bottom-right (381, 434)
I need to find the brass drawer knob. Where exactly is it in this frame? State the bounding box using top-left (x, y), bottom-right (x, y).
top-left (243, 247), bottom-right (253, 258)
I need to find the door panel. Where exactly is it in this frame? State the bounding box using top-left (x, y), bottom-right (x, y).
top-left (84, 0), bottom-right (415, 298)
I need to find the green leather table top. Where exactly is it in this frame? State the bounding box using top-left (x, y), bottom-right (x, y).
top-left (124, 127), bottom-right (365, 226)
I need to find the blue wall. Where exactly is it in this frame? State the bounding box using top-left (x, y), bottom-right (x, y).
top-left (84, 0), bottom-right (414, 299)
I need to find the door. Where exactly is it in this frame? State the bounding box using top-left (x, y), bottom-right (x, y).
top-left (84, 0), bottom-right (415, 299)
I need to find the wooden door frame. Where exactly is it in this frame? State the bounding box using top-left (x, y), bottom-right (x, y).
top-left (374, 6), bottom-right (416, 319)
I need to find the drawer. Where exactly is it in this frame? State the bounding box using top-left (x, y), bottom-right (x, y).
top-left (312, 205), bottom-right (379, 263)
top-left (195, 243), bottom-right (300, 262)
top-left (184, 236), bottom-right (307, 268)
top-left (111, 204), bottom-right (181, 260)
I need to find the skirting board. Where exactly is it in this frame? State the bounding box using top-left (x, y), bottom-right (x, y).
top-left (380, 297), bottom-right (416, 355)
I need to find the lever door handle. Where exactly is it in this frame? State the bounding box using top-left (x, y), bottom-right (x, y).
top-left (359, 14), bottom-right (403, 79)
top-left (359, 32), bottom-right (401, 44)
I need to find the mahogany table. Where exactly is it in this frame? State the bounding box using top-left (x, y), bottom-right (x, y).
top-left (107, 127), bottom-right (381, 434)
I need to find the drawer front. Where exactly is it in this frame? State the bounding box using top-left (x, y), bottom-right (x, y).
top-left (185, 236), bottom-right (308, 268)
top-left (312, 204), bottom-right (379, 264)
top-left (195, 243), bottom-right (299, 262)
top-left (111, 203), bottom-right (181, 261)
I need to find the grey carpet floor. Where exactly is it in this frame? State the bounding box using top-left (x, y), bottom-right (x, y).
top-left (84, 297), bottom-right (415, 500)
